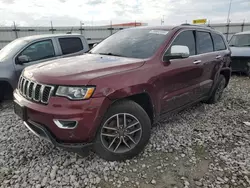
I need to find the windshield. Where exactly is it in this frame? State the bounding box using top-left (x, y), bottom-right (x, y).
top-left (0, 39), bottom-right (27, 61)
top-left (229, 34), bottom-right (250, 47)
top-left (90, 29), bottom-right (169, 59)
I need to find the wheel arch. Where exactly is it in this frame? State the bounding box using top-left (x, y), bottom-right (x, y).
top-left (220, 67), bottom-right (231, 88)
top-left (110, 92), bottom-right (155, 124)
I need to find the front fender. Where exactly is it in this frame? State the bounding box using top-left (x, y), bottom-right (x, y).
top-left (104, 83), bottom-right (154, 100)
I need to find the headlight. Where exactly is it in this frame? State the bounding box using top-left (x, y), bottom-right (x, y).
top-left (56, 86), bottom-right (95, 100)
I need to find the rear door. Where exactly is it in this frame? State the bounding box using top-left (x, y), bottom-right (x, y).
top-left (195, 30), bottom-right (217, 97)
top-left (161, 30), bottom-right (204, 113)
top-left (211, 32), bottom-right (230, 76)
top-left (57, 37), bottom-right (86, 58)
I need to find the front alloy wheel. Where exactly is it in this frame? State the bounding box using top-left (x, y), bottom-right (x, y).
top-left (94, 100), bottom-right (151, 161)
top-left (101, 113), bottom-right (142, 153)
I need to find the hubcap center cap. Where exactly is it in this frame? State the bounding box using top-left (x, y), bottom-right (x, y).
top-left (117, 129), bottom-right (125, 136)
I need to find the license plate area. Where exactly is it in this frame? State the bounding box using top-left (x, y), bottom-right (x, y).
top-left (14, 101), bottom-right (27, 121)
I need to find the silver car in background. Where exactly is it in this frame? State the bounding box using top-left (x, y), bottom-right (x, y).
top-left (229, 31), bottom-right (250, 76)
top-left (0, 34), bottom-right (89, 101)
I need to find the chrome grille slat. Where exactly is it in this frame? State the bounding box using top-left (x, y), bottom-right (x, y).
top-left (17, 76), bottom-right (54, 104)
top-left (20, 78), bottom-right (25, 94)
top-left (26, 81), bottom-right (31, 98)
top-left (32, 83), bottom-right (37, 99)
top-left (22, 79), bottom-right (27, 96)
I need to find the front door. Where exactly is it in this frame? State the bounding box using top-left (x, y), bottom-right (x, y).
top-left (14, 39), bottom-right (57, 80)
top-left (160, 30), bottom-right (205, 113)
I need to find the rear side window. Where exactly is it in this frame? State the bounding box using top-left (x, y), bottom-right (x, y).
top-left (212, 33), bottom-right (226, 51)
top-left (167, 30), bottom-right (196, 56)
top-left (59, 37), bottom-right (83, 55)
top-left (196, 31), bottom-right (213, 54)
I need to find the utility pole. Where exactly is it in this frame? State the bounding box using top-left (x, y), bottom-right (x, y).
top-left (241, 19), bottom-right (245, 32)
top-left (161, 15), bottom-right (165, 25)
top-left (110, 20), bottom-right (113, 35)
top-left (80, 21), bottom-right (84, 35)
top-left (50, 21), bottom-right (54, 34)
top-left (227, 0), bottom-right (232, 23)
top-left (226, 0), bottom-right (232, 41)
top-left (13, 21), bottom-right (18, 39)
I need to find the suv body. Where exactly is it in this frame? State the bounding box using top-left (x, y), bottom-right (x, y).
top-left (13, 25), bottom-right (231, 161)
top-left (0, 34), bottom-right (89, 100)
top-left (229, 31), bottom-right (250, 76)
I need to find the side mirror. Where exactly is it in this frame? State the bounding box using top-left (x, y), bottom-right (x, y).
top-left (163, 45), bottom-right (190, 62)
top-left (17, 55), bottom-right (30, 64)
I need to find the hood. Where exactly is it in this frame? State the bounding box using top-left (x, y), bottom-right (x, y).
top-left (230, 47), bottom-right (250, 57)
top-left (23, 54), bottom-right (145, 85)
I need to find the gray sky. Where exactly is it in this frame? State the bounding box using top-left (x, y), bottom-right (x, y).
top-left (0, 0), bottom-right (249, 26)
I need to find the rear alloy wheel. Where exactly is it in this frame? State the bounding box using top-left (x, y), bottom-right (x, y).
top-left (206, 75), bottom-right (226, 104)
top-left (94, 100), bottom-right (151, 161)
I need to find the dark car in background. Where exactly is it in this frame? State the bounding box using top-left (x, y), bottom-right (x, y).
top-left (0, 34), bottom-right (89, 101)
top-left (14, 25), bottom-right (231, 161)
top-left (229, 31), bottom-right (250, 76)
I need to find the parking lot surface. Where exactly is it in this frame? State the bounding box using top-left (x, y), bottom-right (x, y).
top-left (0, 76), bottom-right (250, 188)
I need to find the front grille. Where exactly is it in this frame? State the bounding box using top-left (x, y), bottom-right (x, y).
top-left (18, 76), bottom-right (54, 104)
top-left (231, 57), bottom-right (250, 71)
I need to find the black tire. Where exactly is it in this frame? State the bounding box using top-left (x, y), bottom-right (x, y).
top-left (205, 75), bottom-right (226, 104)
top-left (93, 100), bottom-right (151, 161)
top-left (246, 66), bottom-right (250, 77)
top-left (0, 85), bottom-right (4, 102)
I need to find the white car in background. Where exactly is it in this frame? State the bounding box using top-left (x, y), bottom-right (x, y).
top-left (229, 31), bottom-right (250, 76)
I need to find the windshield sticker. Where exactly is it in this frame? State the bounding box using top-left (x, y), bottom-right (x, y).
top-left (149, 30), bottom-right (169, 35)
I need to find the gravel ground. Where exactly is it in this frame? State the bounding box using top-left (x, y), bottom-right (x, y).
top-left (0, 75), bottom-right (249, 188)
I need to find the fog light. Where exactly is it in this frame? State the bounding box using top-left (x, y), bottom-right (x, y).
top-left (53, 119), bottom-right (78, 129)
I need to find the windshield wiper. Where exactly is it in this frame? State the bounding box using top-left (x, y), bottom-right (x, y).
top-left (97, 52), bottom-right (124, 57)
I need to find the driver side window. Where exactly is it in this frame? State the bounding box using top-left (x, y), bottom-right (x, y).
top-left (166, 30), bottom-right (196, 56)
top-left (18, 40), bottom-right (55, 63)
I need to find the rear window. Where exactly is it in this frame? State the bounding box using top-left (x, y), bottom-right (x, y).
top-left (212, 33), bottom-right (226, 51)
top-left (59, 37), bottom-right (83, 55)
top-left (197, 31), bottom-right (214, 54)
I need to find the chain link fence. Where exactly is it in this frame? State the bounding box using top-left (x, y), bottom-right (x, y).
top-left (0, 22), bottom-right (250, 49)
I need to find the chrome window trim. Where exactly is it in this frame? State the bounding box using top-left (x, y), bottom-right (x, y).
top-left (161, 28), bottom-right (229, 62)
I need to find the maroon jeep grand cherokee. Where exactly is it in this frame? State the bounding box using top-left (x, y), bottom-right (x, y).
top-left (14, 25), bottom-right (231, 161)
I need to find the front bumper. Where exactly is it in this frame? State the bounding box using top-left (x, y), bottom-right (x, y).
top-left (14, 90), bottom-right (111, 143)
top-left (24, 120), bottom-right (93, 155)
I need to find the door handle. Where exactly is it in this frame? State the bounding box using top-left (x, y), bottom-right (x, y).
top-left (193, 60), bottom-right (202, 64)
top-left (216, 55), bottom-right (222, 59)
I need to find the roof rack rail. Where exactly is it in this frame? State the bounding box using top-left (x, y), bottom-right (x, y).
top-left (180, 23), bottom-right (214, 29)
